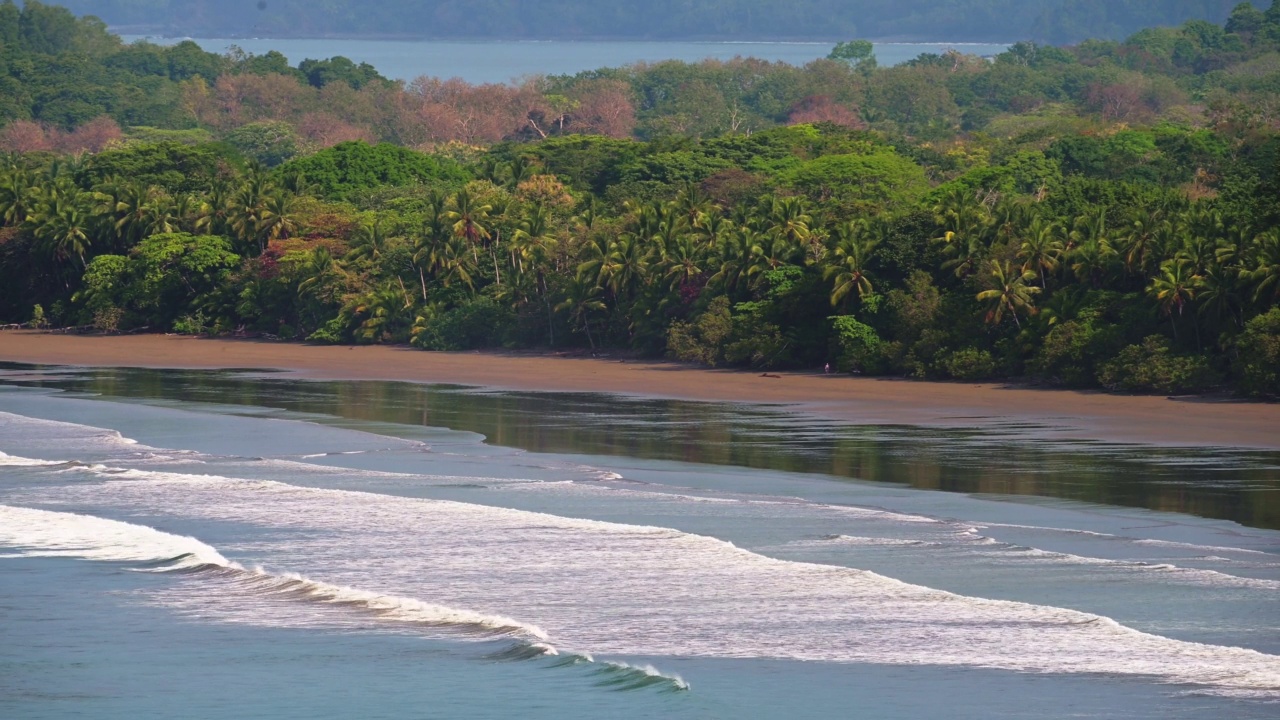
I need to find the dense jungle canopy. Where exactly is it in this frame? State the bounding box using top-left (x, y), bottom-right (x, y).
top-left (2, 1), bottom-right (1280, 397)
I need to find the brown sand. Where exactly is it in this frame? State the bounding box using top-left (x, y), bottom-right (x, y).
top-left (1, 330), bottom-right (1277, 449)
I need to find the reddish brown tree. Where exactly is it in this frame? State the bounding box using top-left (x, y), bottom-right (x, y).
top-left (0, 121), bottom-right (53, 153)
top-left (569, 80), bottom-right (637, 138)
top-left (1085, 81), bottom-right (1149, 122)
top-left (60, 116), bottom-right (123, 153)
top-left (297, 112), bottom-right (375, 148)
top-left (787, 96), bottom-right (867, 129)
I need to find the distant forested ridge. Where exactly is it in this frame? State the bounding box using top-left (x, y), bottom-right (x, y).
top-left (50, 0), bottom-right (1246, 44)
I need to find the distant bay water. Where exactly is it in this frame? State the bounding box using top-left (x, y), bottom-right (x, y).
top-left (121, 36), bottom-right (1010, 83)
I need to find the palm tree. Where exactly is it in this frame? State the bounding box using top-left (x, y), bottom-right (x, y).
top-left (1016, 216), bottom-right (1064, 288)
top-left (506, 156), bottom-right (537, 189)
top-left (674, 182), bottom-right (711, 228)
top-left (597, 234), bottom-right (650, 300)
top-left (228, 178), bottom-right (271, 255)
top-left (692, 208), bottom-right (730, 249)
top-left (347, 217), bottom-right (391, 265)
top-left (825, 220), bottom-right (878, 307)
top-left (34, 197), bottom-right (92, 269)
top-left (353, 283), bottom-right (414, 343)
top-left (1247, 229), bottom-right (1280, 306)
top-left (933, 186), bottom-right (991, 277)
top-left (1117, 212), bottom-right (1166, 277)
top-left (142, 194), bottom-right (179, 237)
top-left (707, 226), bottom-right (755, 298)
top-left (258, 191), bottom-right (298, 248)
top-left (112, 181), bottom-right (154, 247)
top-left (444, 187), bottom-right (492, 261)
top-left (0, 167), bottom-right (35, 227)
top-left (511, 205), bottom-right (560, 344)
top-left (434, 235), bottom-right (477, 291)
top-left (556, 274), bottom-right (606, 351)
top-left (297, 247), bottom-right (346, 302)
top-left (976, 260), bottom-right (1040, 329)
top-left (1197, 263), bottom-right (1244, 331)
top-left (747, 231), bottom-right (802, 284)
top-left (661, 235), bottom-right (705, 294)
top-left (1147, 259), bottom-right (1203, 341)
top-left (196, 180), bottom-right (233, 237)
top-left (767, 196), bottom-right (813, 247)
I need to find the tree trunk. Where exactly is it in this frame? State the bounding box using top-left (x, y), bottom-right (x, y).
top-left (539, 274), bottom-right (554, 347)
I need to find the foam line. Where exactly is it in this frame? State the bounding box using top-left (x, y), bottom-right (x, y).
top-left (0, 451), bottom-right (63, 466)
top-left (0, 504), bottom-right (547, 641)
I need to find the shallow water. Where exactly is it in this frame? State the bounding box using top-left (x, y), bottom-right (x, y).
top-left (1, 363), bottom-right (1278, 719)
top-left (121, 37), bottom-right (1011, 83)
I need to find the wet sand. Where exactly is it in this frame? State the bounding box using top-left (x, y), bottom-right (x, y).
top-left (1, 330), bottom-right (1276, 449)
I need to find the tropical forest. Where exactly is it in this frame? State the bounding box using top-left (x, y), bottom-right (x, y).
top-left (1, 0), bottom-right (1279, 397)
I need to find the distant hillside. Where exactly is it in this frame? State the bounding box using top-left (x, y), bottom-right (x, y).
top-left (51, 0), bottom-right (1244, 44)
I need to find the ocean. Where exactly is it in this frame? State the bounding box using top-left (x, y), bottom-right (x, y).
top-left (119, 37), bottom-right (1012, 83)
top-left (1, 363), bottom-right (1278, 719)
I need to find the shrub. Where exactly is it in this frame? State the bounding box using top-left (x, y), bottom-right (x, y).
top-left (667, 296), bottom-right (732, 366)
top-left (1234, 308), bottom-right (1280, 398)
top-left (940, 347), bottom-right (997, 381)
top-left (830, 315), bottom-right (890, 374)
top-left (1097, 336), bottom-right (1218, 394)
top-left (412, 297), bottom-right (514, 351)
top-left (172, 311), bottom-right (209, 335)
top-left (1031, 318), bottom-right (1123, 387)
top-left (307, 316), bottom-right (349, 344)
top-left (92, 306), bottom-right (124, 333)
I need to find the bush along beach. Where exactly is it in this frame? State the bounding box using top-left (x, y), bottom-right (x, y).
top-left (1, 2), bottom-right (1280, 397)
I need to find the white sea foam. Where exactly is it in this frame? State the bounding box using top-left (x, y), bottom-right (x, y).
top-left (0, 411), bottom-right (159, 471)
top-left (975, 544), bottom-right (1280, 590)
top-left (0, 451), bottom-right (63, 466)
top-left (0, 505), bottom-right (227, 566)
top-left (0, 504), bottom-right (548, 640)
top-left (17, 466), bottom-right (1280, 699)
top-left (1134, 538), bottom-right (1278, 558)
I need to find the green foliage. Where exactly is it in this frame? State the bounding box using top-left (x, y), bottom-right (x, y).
top-left (1, 2), bottom-right (1279, 400)
top-left (1097, 336), bottom-right (1219, 394)
top-left (828, 40), bottom-right (876, 69)
top-left (667, 295), bottom-right (732, 366)
top-left (306, 316), bottom-right (350, 344)
top-left (412, 296), bottom-right (514, 350)
top-left (278, 142), bottom-right (470, 200)
top-left (1234, 307), bottom-right (1280, 397)
top-left (1031, 317), bottom-right (1124, 387)
top-left (172, 309), bottom-right (209, 335)
top-left (298, 56), bottom-right (386, 89)
top-left (73, 253), bottom-right (128, 315)
top-left (829, 315), bottom-right (888, 374)
top-left (79, 141), bottom-right (238, 193)
top-left (939, 347), bottom-right (998, 381)
top-left (130, 233), bottom-right (240, 326)
top-left (223, 121), bottom-right (301, 167)
top-left (780, 152), bottom-right (929, 210)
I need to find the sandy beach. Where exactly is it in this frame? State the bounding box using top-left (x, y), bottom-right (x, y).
top-left (0, 329), bottom-right (1276, 449)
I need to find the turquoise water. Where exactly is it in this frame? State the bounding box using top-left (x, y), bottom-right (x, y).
top-left (2, 363), bottom-right (1279, 719)
top-left (121, 37), bottom-right (1011, 83)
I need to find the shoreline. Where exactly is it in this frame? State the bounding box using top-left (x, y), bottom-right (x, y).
top-left (1, 330), bottom-right (1277, 450)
